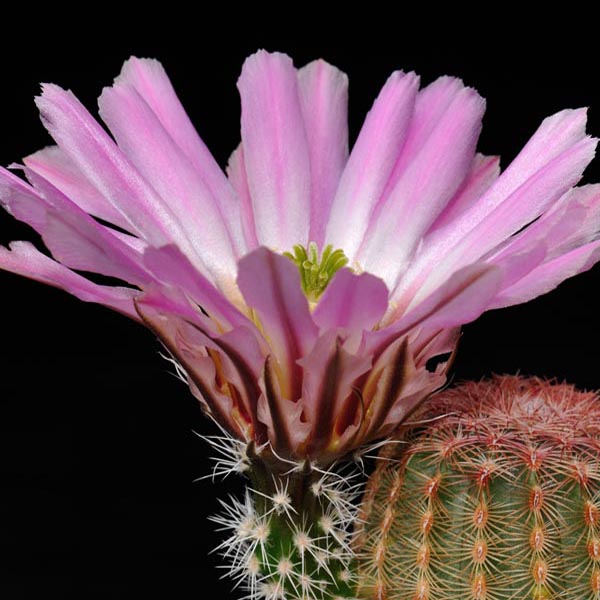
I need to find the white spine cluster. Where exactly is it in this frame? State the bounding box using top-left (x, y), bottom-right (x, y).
top-left (206, 437), bottom-right (363, 600)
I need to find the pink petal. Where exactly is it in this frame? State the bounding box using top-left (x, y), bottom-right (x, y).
top-left (115, 57), bottom-right (240, 216)
top-left (226, 144), bottom-right (259, 249)
top-left (423, 109), bottom-right (594, 258)
top-left (297, 59), bottom-right (349, 247)
top-left (24, 145), bottom-right (132, 231)
top-left (490, 185), bottom-right (600, 263)
top-left (142, 245), bottom-right (251, 331)
top-left (99, 75), bottom-right (245, 283)
top-left (427, 154), bottom-right (501, 233)
top-left (35, 84), bottom-right (210, 278)
top-left (0, 167), bottom-right (150, 286)
top-left (0, 241), bottom-right (139, 319)
top-left (374, 263), bottom-right (504, 354)
top-left (325, 70), bottom-right (419, 260)
top-left (237, 248), bottom-right (318, 400)
top-left (491, 240), bottom-right (600, 309)
top-left (312, 268), bottom-right (388, 332)
top-left (237, 51), bottom-right (311, 250)
top-left (357, 83), bottom-right (486, 287)
top-left (394, 110), bottom-right (596, 311)
top-left (384, 76), bottom-right (476, 192)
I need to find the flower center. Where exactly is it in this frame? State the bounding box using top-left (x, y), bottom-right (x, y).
top-left (284, 242), bottom-right (348, 303)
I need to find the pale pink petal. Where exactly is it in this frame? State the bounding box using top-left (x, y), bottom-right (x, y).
top-left (99, 80), bottom-right (244, 283)
top-left (23, 145), bottom-right (132, 230)
top-left (237, 51), bottom-right (311, 250)
top-left (357, 84), bottom-right (486, 287)
top-left (297, 59), bottom-right (349, 247)
top-left (374, 263), bottom-right (504, 354)
top-left (115, 58), bottom-right (239, 217)
top-left (0, 241), bottom-right (139, 319)
top-left (143, 245), bottom-right (250, 331)
top-left (383, 76), bottom-right (475, 193)
top-left (312, 269), bottom-right (388, 332)
top-left (35, 84), bottom-right (210, 278)
top-left (491, 240), bottom-right (600, 309)
top-left (237, 248), bottom-right (318, 400)
top-left (0, 167), bottom-right (150, 286)
top-left (226, 145), bottom-right (259, 249)
top-left (420, 109), bottom-right (594, 260)
top-left (394, 112), bottom-right (596, 311)
top-left (489, 185), bottom-right (600, 263)
top-left (427, 154), bottom-right (500, 233)
top-left (325, 71), bottom-right (419, 260)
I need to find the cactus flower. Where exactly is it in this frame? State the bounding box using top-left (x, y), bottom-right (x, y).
top-left (1, 51), bottom-right (599, 470)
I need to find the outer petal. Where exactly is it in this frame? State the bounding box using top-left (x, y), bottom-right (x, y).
top-left (358, 83), bottom-right (486, 287)
top-left (491, 240), bottom-right (600, 309)
top-left (114, 57), bottom-right (241, 218)
top-left (0, 241), bottom-right (139, 319)
top-left (226, 145), bottom-right (259, 249)
top-left (237, 248), bottom-right (318, 400)
top-left (325, 71), bottom-right (419, 261)
top-left (99, 78), bottom-right (244, 283)
top-left (0, 167), bottom-right (151, 286)
top-left (35, 85), bottom-right (209, 277)
top-left (373, 263), bottom-right (504, 354)
top-left (297, 59), bottom-right (349, 247)
top-left (237, 51), bottom-right (311, 250)
top-left (312, 268), bottom-right (388, 332)
top-left (24, 145), bottom-right (132, 231)
top-left (427, 154), bottom-right (501, 233)
top-left (394, 110), bottom-right (596, 312)
top-left (489, 185), bottom-right (600, 263)
top-left (142, 245), bottom-right (250, 331)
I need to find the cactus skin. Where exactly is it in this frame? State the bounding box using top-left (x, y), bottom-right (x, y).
top-left (355, 376), bottom-right (600, 600)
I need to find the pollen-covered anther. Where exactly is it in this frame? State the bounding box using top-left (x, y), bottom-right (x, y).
top-left (588, 538), bottom-right (600, 562)
top-left (416, 543), bottom-right (430, 568)
top-left (473, 503), bottom-right (489, 529)
top-left (472, 539), bottom-right (488, 564)
top-left (471, 574), bottom-right (487, 599)
top-left (529, 486), bottom-right (544, 512)
top-left (584, 501), bottom-right (599, 527)
top-left (420, 510), bottom-right (434, 535)
top-left (530, 526), bottom-right (546, 552)
top-left (532, 559), bottom-right (549, 585)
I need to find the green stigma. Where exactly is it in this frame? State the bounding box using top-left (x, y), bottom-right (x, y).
top-left (284, 242), bottom-right (349, 303)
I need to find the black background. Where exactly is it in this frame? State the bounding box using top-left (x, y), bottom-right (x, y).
top-left (1, 19), bottom-right (599, 599)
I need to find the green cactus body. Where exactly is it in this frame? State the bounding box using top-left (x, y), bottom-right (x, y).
top-left (355, 376), bottom-right (600, 600)
top-left (207, 441), bottom-right (361, 599)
